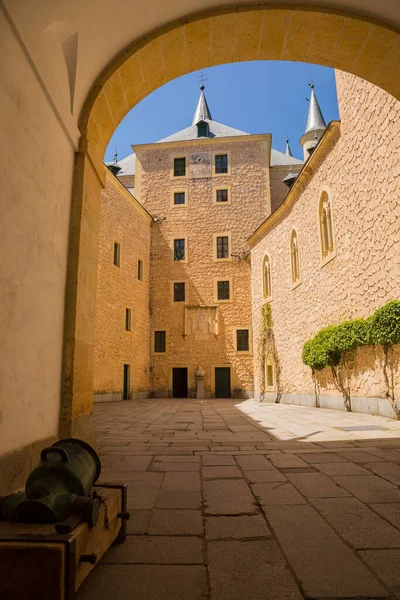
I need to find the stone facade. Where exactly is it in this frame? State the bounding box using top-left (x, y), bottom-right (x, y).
top-left (134, 135), bottom-right (271, 398)
top-left (249, 70), bottom-right (400, 416)
top-left (93, 170), bottom-right (152, 401)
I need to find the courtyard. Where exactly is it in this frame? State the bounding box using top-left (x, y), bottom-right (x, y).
top-left (78, 399), bottom-right (400, 599)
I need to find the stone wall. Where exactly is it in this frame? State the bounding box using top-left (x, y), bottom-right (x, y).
top-left (135, 136), bottom-right (271, 397)
top-left (93, 171), bottom-right (152, 401)
top-left (250, 71), bottom-right (400, 417)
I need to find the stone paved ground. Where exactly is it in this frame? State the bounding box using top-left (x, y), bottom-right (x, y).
top-left (77, 400), bottom-right (400, 600)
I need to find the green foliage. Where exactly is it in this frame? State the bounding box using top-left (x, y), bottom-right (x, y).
top-left (302, 300), bottom-right (400, 371)
top-left (368, 300), bottom-right (400, 347)
top-left (261, 303), bottom-right (273, 330)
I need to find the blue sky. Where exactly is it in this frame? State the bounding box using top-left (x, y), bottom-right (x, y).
top-left (105, 61), bottom-right (339, 163)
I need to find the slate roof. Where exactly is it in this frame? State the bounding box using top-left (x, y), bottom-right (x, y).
top-left (270, 149), bottom-right (303, 167)
top-left (305, 84), bottom-right (326, 134)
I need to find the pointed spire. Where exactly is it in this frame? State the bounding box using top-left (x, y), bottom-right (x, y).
top-left (304, 84), bottom-right (326, 134)
top-left (285, 138), bottom-right (292, 157)
top-left (192, 85), bottom-right (212, 125)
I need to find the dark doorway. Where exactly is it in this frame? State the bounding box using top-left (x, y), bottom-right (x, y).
top-left (123, 364), bottom-right (130, 400)
top-left (172, 368), bottom-right (188, 398)
top-left (215, 367), bottom-right (231, 398)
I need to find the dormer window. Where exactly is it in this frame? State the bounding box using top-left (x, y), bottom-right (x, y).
top-left (197, 120), bottom-right (209, 137)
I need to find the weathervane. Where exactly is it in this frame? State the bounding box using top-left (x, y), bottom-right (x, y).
top-left (198, 71), bottom-right (207, 89)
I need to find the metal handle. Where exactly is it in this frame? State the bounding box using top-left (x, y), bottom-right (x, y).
top-left (40, 446), bottom-right (69, 462)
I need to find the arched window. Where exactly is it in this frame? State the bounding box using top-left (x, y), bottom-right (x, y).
top-left (265, 354), bottom-right (275, 389)
top-left (290, 230), bottom-right (300, 284)
top-left (319, 192), bottom-right (334, 259)
top-left (262, 255), bottom-right (272, 300)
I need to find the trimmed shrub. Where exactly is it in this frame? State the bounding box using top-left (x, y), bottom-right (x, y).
top-left (302, 319), bottom-right (369, 371)
top-left (368, 300), bottom-right (400, 347)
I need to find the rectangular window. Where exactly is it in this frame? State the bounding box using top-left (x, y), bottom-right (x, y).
top-left (216, 236), bottom-right (229, 259)
top-left (266, 364), bottom-right (274, 387)
top-left (174, 192), bottom-right (185, 205)
top-left (113, 241), bottom-right (120, 267)
top-left (216, 189), bottom-right (228, 203)
top-left (217, 280), bottom-right (230, 300)
top-left (174, 238), bottom-right (185, 261)
top-left (174, 282), bottom-right (185, 302)
top-left (174, 157), bottom-right (186, 177)
top-left (137, 259), bottom-right (143, 281)
top-left (154, 331), bottom-right (166, 353)
top-left (215, 154), bottom-right (228, 174)
top-left (125, 308), bottom-right (131, 332)
top-left (237, 329), bottom-right (249, 352)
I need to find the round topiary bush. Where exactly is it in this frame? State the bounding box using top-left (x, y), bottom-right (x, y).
top-left (368, 300), bottom-right (400, 347)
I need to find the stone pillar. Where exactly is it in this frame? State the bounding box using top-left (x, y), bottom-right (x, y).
top-left (196, 366), bottom-right (205, 400)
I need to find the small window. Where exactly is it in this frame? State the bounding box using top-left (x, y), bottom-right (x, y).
top-left (237, 329), bottom-right (249, 352)
top-left (125, 308), bottom-right (131, 332)
top-left (174, 157), bottom-right (186, 177)
top-left (174, 282), bottom-right (185, 302)
top-left (319, 192), bottom-right (335, 260)
top-left (215, 154), bottom-right (228, 174)
top-left (174, 239), bottom-right (185, 261)
top-left (265, 355), bottom-right (274, 387)
top-left (174, 192), bottom-right (186, 205)
top-left (216, 189), bottom-right (228, 203)
top-left (263, 255), bottom-right (272, 299)
top-left (216, 236), bottom-right (229, 259)
top-left (217, 280), bottom-right (230, 300)
top-left (197, 122), bottom-right (209, 137)
top-left (290, 230), bottom-right (300, 284)
top-left (113, 241), bottom-right (120, 267)
top-left (137, 259), bottom-right (143, 281)
top-left (154, 331), bottom-right (166, 353)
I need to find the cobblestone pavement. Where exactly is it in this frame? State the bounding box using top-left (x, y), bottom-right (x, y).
top-left (78, 400), bottom-right (400, 600)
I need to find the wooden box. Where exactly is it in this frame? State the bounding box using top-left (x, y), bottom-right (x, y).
top-left (0, 483), bottom-right (128, 600)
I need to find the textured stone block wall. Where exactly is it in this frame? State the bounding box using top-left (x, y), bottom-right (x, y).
top-left (250, 71), bottom-right (400, 412)
top-left (136, 137), bottom-right (271, 396)
top-left (93, 171), bottom-right (151, 399)
top-left (270, 166), bottom-right (302, 213)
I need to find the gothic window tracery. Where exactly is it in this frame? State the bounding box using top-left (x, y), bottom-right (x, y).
top-left (262, 255), bottom-right (272, 300)
top-left (319, 192), bottom-right (335, 259)
top-left (290, 230), bottom-right (300, 284)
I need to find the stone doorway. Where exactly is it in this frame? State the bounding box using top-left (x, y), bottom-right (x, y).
top-left (172, 368), bottom-right (188, 398)
top-left (215, 367), bottom-right (231, 398)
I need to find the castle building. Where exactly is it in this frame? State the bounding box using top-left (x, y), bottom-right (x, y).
top-left (93, 71), bottom-right (400, 416)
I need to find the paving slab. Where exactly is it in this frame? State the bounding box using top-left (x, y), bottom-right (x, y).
top-left (252, 482), bottom-right (307, 505)
top-left (202, 466), bottom-right (242, 479)
top-left (286, 472), bottom-right (351, 498)
top-left (205, 515), bottom-right (271, 540)
top-left (269, 454), bottom-right (310, 469)
top-left (204, 479), bottom-right (258, 515)
top-left (202, 455), bottom-right (236, 466)
top-left (208, 540), bottom-right (303, 600)
top-left (295, 452), bottom-right (348, 463)
top-left (244, 469), bottom-right (287, 483)
top-left (315, 461), bottom-right (371, 476)
top-left (161, 472), bottom-right (201, 492)
top-left (148, 510), bottom-right (203, 535)
top-left (333, 475), bottom-right (400, 503)
top-left (76, 565), bottom-right (208, 600)
top-left (126, 480), bottom-right (162, 509)
top-left (156, 491), bottom-right (202, 509)
top-left (235, 455), bottom-right (274, 470)
top-left (370, 503), bottom-right (400, 530)
top-left (102, 535), bottom-right (203, 564)
top-left (358, 549), bottom-right (400, 599)
top-left (126, 509), bottom-right (152, 534)
top-left (310, 497), bottom-right (400, 548)
top-left (264, 504), bottom-right (388, 598)
top-left (365, 461), bottom-right (400, 485)
top-left (338, 450), bottom-right (389, 463)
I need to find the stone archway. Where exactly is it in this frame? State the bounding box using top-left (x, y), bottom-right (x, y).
top-left (65, 5), bottom-right (400, 439)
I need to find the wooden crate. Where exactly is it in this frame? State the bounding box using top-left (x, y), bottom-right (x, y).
top-left (0, 483), bottom-right (127, 600)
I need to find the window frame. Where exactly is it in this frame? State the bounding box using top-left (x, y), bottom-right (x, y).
top-left (113, 240), bottom-right (121, 268)
top-left (153, 330), bottom-right (167, 354)
top-left (214, 153), bottom-right (229, 175)
top-left (173, 237), bottom-right (187, 263)
top-left (125, 307), bottom-right (132, 332)
top-left (214, 277), bottom-right (233, 303)
top-left (234, 327), bottom-right (251, 354)
top-left (171, 190), bottom-right (187, 207)
top-left (265, 354), bottom-right (275, 389)
top-left (173, 282), bottom-right (186, 303)
top-left (213, 186), bottom-right (231, 206)
top-left (290, 229), bottom-right (302, 289)
top-left (318, 187), bottom-right (337, 267)
top-left (213, 232), bottom-right (232, 262)
top-left (137, 258), bottom-right (143, 281)
top-left (262, 254), bottom-right (272, 301)
top-left (172, 156), bottom-right (187, 178)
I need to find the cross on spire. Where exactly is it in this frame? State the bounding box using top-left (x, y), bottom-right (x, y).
top-left (198, 71), bottom-right (207, 90)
